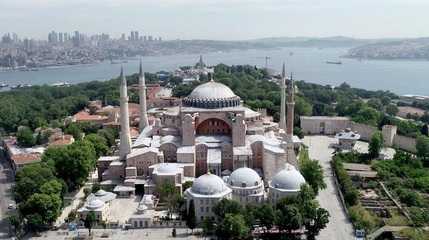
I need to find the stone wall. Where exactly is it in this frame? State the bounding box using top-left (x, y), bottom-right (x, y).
top-left (393, 135), bottom-right (417, 153)
top-left (300, 116), bottom-right (351, 135)
top-left (350, 122), bottom-right (377, 141)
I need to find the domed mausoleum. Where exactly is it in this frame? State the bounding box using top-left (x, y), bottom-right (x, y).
top-left (268, 164), bottom-right (306, 204)
top-left (227, 167), bottom-right (265, 204)
top-left (185, 173), bottom-right (232, 222)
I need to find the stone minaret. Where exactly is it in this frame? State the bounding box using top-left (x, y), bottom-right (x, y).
top-left (286, 72), bottom-right (297, 168)
top-left (279, 62), bottom-right (287, 131)
top-left (119, 67), bottom-right (132, 160)
top-left (138, 60), bottom-right (149, 131)
top-left (286, 72), bottom-right (295, 141)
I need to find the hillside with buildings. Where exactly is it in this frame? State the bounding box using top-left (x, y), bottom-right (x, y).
top-left (345, 38), bottom-right (429, 60)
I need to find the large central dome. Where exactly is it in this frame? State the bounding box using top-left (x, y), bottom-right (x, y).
top-left (183, 80), bottom-right (241, 108)
top-left (189, 81), bottom-right (236, 99)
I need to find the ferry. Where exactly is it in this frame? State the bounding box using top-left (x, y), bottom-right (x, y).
top-left (326, 61), bottom-right (342, 65)
top-left (0, 83), bottom-right (8, 88)
top-left (51, 82), bottom-right (70, 87)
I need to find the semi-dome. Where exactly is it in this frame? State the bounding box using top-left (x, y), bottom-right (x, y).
top-left (191, 173), bottom-right (229, 195)
top-left (228, 167), bottom-right (261, 188)
top-left (270, 165), bottom-right (306, 191)
top-left (183, 80), bottom-right (241, 108)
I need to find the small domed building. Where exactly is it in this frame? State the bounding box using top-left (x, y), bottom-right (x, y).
top-left (268, 164), bottom-right (306, 204)
top-left (185, 173), bottom-right (232, 222)
top-left (227, 167), bottom-right (265, 204)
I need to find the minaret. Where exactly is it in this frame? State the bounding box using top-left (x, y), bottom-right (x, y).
top-left (279, 62), bottom-right (287, 131)
top-left (119, 67), bottom-right (132, 160)
top-left (138, 59), bottom-right (149, 131)
top-left (199, 55), bottom-right (204, 70)
top-left (286, 72), bottom-right (297, 168)
top-left (286, 72), bottom-right (295, 141)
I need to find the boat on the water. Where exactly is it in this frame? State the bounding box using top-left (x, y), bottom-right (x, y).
top-left (51, 82), bottom-right (70, 87)
top-left (326, 61), bottom-right (342, 65)
top-left (0, 83), bottom-right (8, 88)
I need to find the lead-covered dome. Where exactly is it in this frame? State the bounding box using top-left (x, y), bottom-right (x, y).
top-left (228, 167), bottom-right (262, 188)
top-left (183, 80), bottom-right (241, 108)
top-left (191, 173), bottom-right (229, 195)
top-left (270, 165), bottom-right (306, 191)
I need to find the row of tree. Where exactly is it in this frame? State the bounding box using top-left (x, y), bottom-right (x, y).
top-left (186, 184), bottom-right (329, 239)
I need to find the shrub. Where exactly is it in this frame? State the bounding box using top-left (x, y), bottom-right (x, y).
top-left (348, 205), bottom-right (380, 232)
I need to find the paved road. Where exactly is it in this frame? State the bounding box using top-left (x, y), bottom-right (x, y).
top-left (29, 228), bottom-right (203, 240)
top-left (303, 136), bottom-right (355, 240)
top-left (0, 148), bottom-right (14, 239)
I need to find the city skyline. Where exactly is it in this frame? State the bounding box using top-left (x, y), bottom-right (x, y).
top-left (1, 0), bottom-right (429, 40)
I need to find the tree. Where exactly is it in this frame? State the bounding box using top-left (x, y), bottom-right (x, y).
top-left (8, 214), bottom-right (22, 237)
top-left (42, 140), bottom-right (96, 190)
top-left (416, 135), bottom-right (429, 162)
top-left (385, 104), bottom-right (399, 116)
top-left (369, 131), bottom-right (383, 159)
top-left (19, 193), bottom-right (62, 231)
top-left (202, 217), bottom-right (215, 236)
top-left (84, 133), bottom-right (109, 157)
top-left (186, 200), bottom-right (197, 233)
top-left (14, 163), bottom-right (56, 202)
top-left (16, 126), bottom-right (36, 147)
top-left (216, 214), bottom-right (249, 240)
top-left (255, 204), bottom-right (275, 233)
top-left (213, 199), bottom-right (243, 218)
top-left (182, 181), bottom-right (193, 192)
top-left (84, 211), bottom-right (97, 235)
top-left (65, 123), bottom-right (83, 140)
top-left (305, 208), bottom-right (330, 240)
top-left (300, 157), bottom-right (326, 195)
top-left (275, 206), bottom-right (302, 235)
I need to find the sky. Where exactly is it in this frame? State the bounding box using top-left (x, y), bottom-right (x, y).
top-left (1, 0), bottom-right (428, 40)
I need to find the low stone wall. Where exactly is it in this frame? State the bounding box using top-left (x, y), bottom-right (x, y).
top-left (393, 135), bottom-right (417, 153)
top-left (350, 122), bottom-right (377, 141)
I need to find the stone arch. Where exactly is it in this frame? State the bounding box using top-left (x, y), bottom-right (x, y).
top-left (196, 118), bottom-right (231, 135)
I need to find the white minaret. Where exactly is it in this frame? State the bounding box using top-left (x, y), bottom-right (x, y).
top-left (279, 62), bottom-right (287, 131)
top-left (138, 59), bottom-right (149, 131)
top-left (119, 67), bottom-right (132, 160)
top-left (286, 72), bottom-right (295, 141)
top-left (286, 72), bottom-right (297, 168)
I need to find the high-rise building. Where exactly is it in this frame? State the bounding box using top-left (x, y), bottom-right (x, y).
top-left (148, 35), bottom-right (153, 41)
top-left (59, 32), bottom-right (63, 43)
top-left (48, 31), bottom-right (58, 44)
top-left (121, 33), bottom-right (126, 41)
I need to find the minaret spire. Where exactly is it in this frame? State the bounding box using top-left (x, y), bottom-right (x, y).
top-left (285, 72), bottom-right (297, 168)
top-left (279, 62), bottom-right (287, 131)
top-left (119, 66), bottom-right (132, 160)
top-left (286, 72), bottom-right (295, 140)
top-left (139, 59), bottom-right (149, 131)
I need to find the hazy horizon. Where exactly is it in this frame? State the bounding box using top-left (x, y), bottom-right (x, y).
top-left (1, 0), bottom-right (429, 40)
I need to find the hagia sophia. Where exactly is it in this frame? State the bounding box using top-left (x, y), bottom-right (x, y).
top-left (95, 61), bottom-right (306, 223)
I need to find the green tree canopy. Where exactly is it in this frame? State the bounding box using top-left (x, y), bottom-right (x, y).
top-left (19, 193), bottom-right (62, 231)
top-left (213, 199), bottom-right (243, 218)
top-left (16, 126), bottom-right (36, 147)
top-left (216, 214), bottom-right (249, 240)
top-left (369, 131), bottom-right (384, 159)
